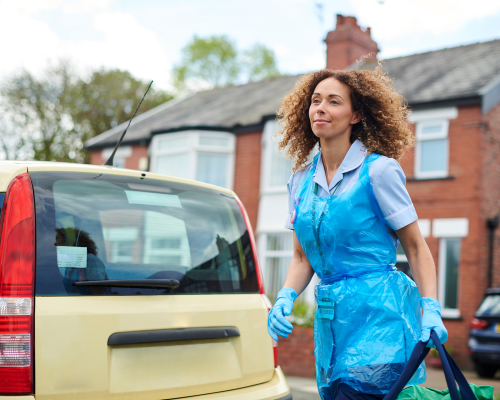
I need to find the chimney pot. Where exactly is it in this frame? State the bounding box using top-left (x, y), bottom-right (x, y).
top-left (325, 14), bottom-right (379, 70)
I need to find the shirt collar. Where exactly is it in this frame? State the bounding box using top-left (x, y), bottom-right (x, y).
top-left (313, 140), bottom-right (367, 192)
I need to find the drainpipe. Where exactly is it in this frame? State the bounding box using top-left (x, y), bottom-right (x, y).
top-left (486, 216), bottom-right (499, 288)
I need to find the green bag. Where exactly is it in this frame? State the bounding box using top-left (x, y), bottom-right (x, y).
top-left (398, 383), bottom-right (494, 400)
top-left (384, 331), bottom-right (494, 400)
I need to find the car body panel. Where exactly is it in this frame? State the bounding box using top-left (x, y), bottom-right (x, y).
top-left (34, 294), bottom-right (274, 399)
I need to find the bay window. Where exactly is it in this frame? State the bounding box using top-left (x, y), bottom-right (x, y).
top-left (150, 131), bottom-right (235, 189)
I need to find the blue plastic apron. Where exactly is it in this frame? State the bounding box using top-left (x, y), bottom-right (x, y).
top-left (293, 152), bottom-right (426, 398)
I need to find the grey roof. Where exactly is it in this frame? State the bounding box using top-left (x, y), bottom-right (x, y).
top-left (377, 39), bottom-right (500, 106)
top-left (87, 39), bottom-right (500, 150)
top-left (86, 75), bottom-right (300, 149)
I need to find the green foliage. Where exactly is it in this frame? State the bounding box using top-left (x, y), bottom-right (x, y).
top-left (173, 35), bottom-right (240, 92)
top-left (69, 68), bottom-right (172, 162)
top-left (173, 35), bottom-right (281, 92)
top-left (244, 43), bottom-right (281, 82)
top-left (0, 62), bottom-right (172, 163)
top-left (288, 300), bottom-right (315, 328)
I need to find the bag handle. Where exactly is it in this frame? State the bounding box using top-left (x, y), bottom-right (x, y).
top-left (383, 331), bottom-right (477, 400)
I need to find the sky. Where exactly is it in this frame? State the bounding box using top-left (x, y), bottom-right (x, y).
top-left (1, 0), bottom-right (500, 90)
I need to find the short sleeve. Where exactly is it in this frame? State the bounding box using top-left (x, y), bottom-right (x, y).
top-left (371, 158), bottom-right (417, 231)
top-left (284, 174), bottom-right (296, 230)
top-left (283, 166), bottom-right (310, 230)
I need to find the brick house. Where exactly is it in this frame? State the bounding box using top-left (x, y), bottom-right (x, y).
top-left (86, 15), bottom-right (500, 367)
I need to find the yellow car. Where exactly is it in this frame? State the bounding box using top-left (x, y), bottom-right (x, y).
top-left (0, 161), bottom-right (291, 400)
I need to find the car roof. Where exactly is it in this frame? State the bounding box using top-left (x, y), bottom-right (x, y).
top-left (0, 160), bottom-right (235, 196)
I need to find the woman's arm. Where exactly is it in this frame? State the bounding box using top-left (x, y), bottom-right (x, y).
top-left (283, 231), bottom-right (315, 296)
top-left (396, 220), bottom-right (437, 298)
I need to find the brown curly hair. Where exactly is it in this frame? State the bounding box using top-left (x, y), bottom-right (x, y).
top-left (277, 65), bottom-right (415, 171)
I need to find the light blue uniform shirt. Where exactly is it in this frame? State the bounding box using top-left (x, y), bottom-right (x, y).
top-left (284, 140), bottom-right (417, 246)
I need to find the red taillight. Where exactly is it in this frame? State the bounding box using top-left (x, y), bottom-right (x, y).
top-left (470, 317), bottom-right (488, 330)
top-left (0, 173), bottom-right (35, 395)
top-left (233, 196), bottom-right (277, 368)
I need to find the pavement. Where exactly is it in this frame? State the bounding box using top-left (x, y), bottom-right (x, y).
top-left (286, 368), bottom-right (500, 400)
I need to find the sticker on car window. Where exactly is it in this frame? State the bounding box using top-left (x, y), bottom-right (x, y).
top-left (57, 246), bottom-right (87, 269)
top-left (125, 191), bottom-right (182, 208)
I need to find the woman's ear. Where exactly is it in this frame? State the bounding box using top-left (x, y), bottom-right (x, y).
top-left (351, 111), bottom-right (361, 125)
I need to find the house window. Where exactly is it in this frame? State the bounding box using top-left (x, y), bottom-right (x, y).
top-left (150, 131), bottom-right (235, 189)
top-left (438, 238), bottom-right (461, 318)
top-left (260, 232), bottom-right (293, 299)
top-left (101, 146), bottom-right (132, 169)
top-left (261, 120), bottom-right (292, 192)
top-left (415, 120), bottom-right (449, 178)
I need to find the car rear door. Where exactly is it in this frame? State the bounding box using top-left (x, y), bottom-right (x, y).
top-left (30, 170), bottom-right (274, 400)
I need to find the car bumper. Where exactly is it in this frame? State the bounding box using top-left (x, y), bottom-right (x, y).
top-left (176, 367), bottom-right (291, 400)
top-left (469, 338), bottom-right (500, 364)
top-left (0, 367), bottom-right (290, 400)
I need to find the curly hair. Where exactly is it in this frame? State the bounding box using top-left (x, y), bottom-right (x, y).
top-left (277, 65), bottom-right (415, 171)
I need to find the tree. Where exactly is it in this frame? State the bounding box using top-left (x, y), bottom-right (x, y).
top-left (244, 43), bottom-right (281, 82)
top-left (172, 35), bottom-right (281, 92)
top-left (0, 63), bottom-right (173, 163)
top-left (172, 35), bottom-right (240, 92)
top-left (0, 60), bottom-right (78, 162)
top-left (69, 68), bottom-right (172, 161)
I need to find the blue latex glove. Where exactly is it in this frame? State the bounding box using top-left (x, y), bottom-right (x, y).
top-left (421, 297), bottom-right (448, 348)
top-left (267, 288), bottom-right (297, 341)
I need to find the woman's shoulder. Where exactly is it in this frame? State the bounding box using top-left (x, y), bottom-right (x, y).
top-left (367, 153), bottom-right (406, 185)
top-left (287, 162), bottom-right (313, 193)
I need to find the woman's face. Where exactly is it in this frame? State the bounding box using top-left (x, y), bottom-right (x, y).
top-left (309, 77), bottom-right (360, 140)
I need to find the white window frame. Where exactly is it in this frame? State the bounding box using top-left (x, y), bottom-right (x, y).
top-left (438, 238), bottom-right (462, 319)
top-left (414, 119), bottom-right (449, 179)
top-left (149, 130), bottom-right (235, 190)
top-left (260, 120), bottom-right (292, 194)
top-left (101, 146), bottom-right (132, 169)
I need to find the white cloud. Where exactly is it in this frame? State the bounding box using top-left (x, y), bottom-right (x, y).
top-left (351, 0), bottom-right (500, 39)
top-left (0, 0), bottom-right (171, 89)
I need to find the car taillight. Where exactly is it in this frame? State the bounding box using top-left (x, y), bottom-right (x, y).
top-left (470, 317), bottom-right (488, 330)
top-left (233, 196), bottom-right (278, 367)
top-left (0, 174), bottom-right (35, 395)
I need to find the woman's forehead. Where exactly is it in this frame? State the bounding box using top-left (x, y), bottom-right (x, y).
top-left (313, 77), bottom-right (350, 96)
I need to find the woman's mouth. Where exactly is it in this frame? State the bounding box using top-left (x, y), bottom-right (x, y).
top-left (314, 119), bottom-right (330, 125)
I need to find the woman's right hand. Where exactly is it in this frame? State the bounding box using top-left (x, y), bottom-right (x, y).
top-left (267, 287), bottom-right (297, 341)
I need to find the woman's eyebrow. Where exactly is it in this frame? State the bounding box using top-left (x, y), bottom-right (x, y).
top-left (312, 92), bottom-right (343, 100)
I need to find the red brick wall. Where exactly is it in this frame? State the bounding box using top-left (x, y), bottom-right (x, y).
top-left (88, 145), bottom-right (148, 170)
top-left (481, 102), bottom-right (500, 289)
top-left (277, 326), bottom-right (316, 378)
top-left (403, 105), bottom-right (483, 367)
top-left (233, 131), bottom-right (262, 232)
top-left (89, 150), bottom-right (105, 165)
top-left (125, 145), bottom-right (148, 170)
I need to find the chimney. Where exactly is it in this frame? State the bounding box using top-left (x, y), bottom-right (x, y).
top-left (325, 14), bottom-right (379, 70)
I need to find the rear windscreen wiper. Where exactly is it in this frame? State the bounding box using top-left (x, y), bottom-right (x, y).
top-left (73, 279), bottom-right (180, 289)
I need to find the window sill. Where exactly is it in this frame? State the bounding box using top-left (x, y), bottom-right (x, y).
top-left (441, 309), bottom-right (461, 320)
top-left (407, 176), bottom-right (455, 182)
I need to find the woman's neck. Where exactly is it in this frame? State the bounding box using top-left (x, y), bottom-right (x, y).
top-left (320, 135), bottom-right (352, 186)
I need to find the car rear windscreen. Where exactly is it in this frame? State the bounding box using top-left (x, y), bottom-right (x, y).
top-left (32, 172), bottom-right (259, 296)
top-left (476, 294), bottom-right (500, 316)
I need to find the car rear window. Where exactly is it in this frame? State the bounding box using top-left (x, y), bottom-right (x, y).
top-left (476, 294), bottom-right (500, 316)
top-left (31, 172), bottom-right (259, 296)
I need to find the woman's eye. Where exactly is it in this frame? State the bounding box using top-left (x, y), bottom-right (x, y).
top-left (331, 101), bottom-right (338, 105)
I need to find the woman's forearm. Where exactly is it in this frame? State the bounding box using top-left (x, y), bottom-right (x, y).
top-left (397, 221), bottom-right (437, 299)
top-left (283, 232), bottom-right (315, 296)
top-left (407, 242), bottom-right (437, 299)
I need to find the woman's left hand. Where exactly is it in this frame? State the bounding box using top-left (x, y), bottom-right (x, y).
top-left (421, 297), bottom-right (448, 348)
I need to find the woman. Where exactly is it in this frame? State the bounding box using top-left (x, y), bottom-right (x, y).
top-left (267, 67), bottom-right (448, 400)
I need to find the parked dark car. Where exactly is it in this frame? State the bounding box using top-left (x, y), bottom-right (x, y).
top-left (469, 288), bottom-right (500, 377)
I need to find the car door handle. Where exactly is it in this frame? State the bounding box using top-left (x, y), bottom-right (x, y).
top-left (108, 327), bottom-right (240, 345)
